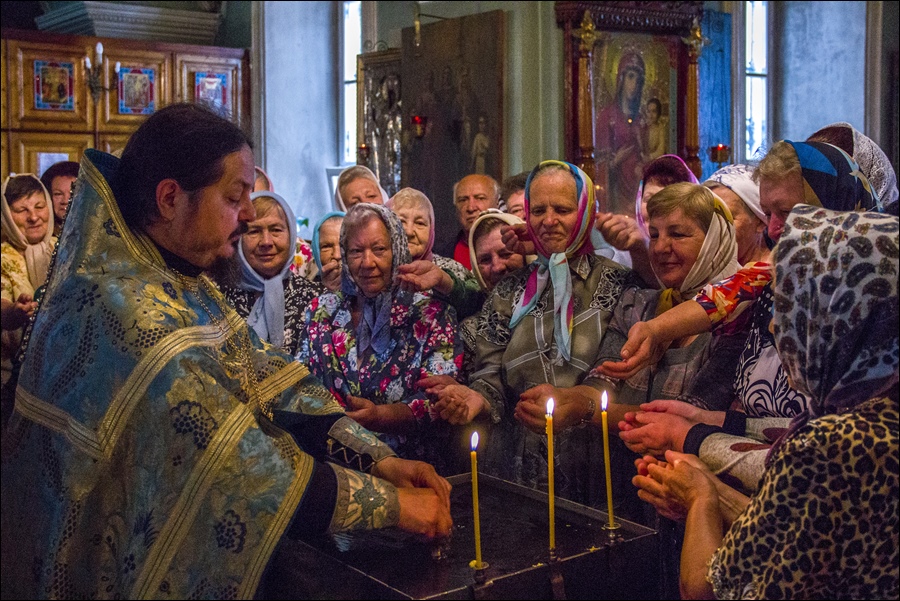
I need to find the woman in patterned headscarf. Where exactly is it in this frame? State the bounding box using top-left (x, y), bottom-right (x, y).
top-left (634, 205), bottom-right (898, 600)
top-left (1, 173), bottom-right (56, 416)
top-left (299, 203), bottom-right (464, 473)
top-left (333, 165), bottom-right (390, 211)
top-left (431, 160), bottom-right (637, 513)
top-left (615, 140), bottom-right (883, 495)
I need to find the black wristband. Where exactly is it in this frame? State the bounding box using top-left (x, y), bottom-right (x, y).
top-left (722, 410), bottom-right (747, 436)
top-left (683, 423), bottom-right (723, 455)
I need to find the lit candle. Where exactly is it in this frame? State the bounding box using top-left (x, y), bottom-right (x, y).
top-left (470, 432), bottom-right (483, 569)
top-left (546, 397), bottom-right (556, 550)
top-left (600, 391), bottom-right (615, 529)
top-left (96, 42), bottom-right (103, 63)
top-left (115, 61), bottom-right (121, 74)
top-left (84, 56), bottom-right (92, 70)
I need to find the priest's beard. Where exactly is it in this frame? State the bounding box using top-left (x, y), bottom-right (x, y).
top-left (207, 248), bottom-right (243, 289)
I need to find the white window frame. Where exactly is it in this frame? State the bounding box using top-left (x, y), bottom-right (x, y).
top-left (732, 1), bottom-right (773, 163)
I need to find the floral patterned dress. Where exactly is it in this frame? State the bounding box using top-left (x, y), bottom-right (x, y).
top-left (300, 290), bottom-right (466, 474)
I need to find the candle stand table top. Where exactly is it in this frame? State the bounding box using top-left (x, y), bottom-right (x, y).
top-left (262, 473), bottom-right (661, 600)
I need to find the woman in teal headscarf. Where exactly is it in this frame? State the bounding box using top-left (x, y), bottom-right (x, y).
top-left (431, 160), bottom-right (638, 513)
top-left (311, 211), bottom-right (345, 291)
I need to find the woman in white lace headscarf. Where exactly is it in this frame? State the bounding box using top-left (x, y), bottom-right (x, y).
top-left (808, 121), bottom-right (898, 214)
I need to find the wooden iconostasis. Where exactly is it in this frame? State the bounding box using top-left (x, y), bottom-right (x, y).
top-left (1, 28), bottom-right (249, 177)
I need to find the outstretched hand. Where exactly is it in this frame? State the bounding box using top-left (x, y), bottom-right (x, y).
top-left (396, 260), bottom-right (453, 295)
top-left (432, 384), bottom-right (486, 425)
top-left (500, 223), bottom-right (534, 256)
top-left (372, 457), bottom-right (453, 539)
top-left (593, 320), bottom-right (668, 380)
top-left (596, 212), bottom-right (646, 252)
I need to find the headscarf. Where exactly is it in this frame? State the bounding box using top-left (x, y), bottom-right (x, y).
top-left (703, 163), bottom-right (766, 224)
top-left (386, 187), bottom-right (435, 261)
top-left (510, 161), bottom-right (596, 362)
top-left (812, 122), bottom-right (898, 214)
top-left (333, 165), bottom-right (390, 212)
top-left (311, 211), bottom-right (345, 272)
top-left (1, 174), bottom-right (56, 291)
top-left (786, 141), bottom-right (881, 212)
top-left (340, 203), bottom-right (411, 356)
top-left (236, 191), bottom-right (296, 348)
top-left (467, 208), bottom-right (526, 290)
top-left (634, 154), bottom-right (699, 237)
top-left (654, 191), bottom-right (742, 314)
top-left (768, 205), bottom-right (898, 460)
top-left (253, 166), bottom-right (274, 191)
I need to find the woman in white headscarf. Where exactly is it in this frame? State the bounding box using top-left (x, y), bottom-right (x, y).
top-left (1, 173), bottom-right (56, 418)
top-left (220, 191), bottom-right (324, 357)
top-left (703, 163), bottom-right (769, 265)
top-left (333, 165), bottom-right (390, 211)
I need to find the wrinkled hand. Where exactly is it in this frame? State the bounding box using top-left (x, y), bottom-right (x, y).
top-left (417, 374), bottom-right (459, 397)
top-left (1, 293), bottom-right (37, 331)
top-left (514, 384), bottom-right (587, 434)
top-left (396, 487), bottom-right (454, 539)
top-left (396, 260), bottom-right (452, 295)
top-left (433, 384), bottom-right (486, 425)
top-left (500, 223), bottom-right (534, 256)
top-left (345, 395), bottom-right (380, 431)
top-left (633, 450), bottom-right (718, 521)
top-left (594, 320), bottom-right (668, 380)
top-left (596, 212), bottom-right (646, 252)
top-left (372, 456), bottom-right (452, 510)
top-left (617, 409), bottom-right (693, 456)
top-left (320, 259), bottom-right (342, 292)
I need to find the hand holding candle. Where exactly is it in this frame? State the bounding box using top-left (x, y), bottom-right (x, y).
top-left (469, 432), bottom-right (484, 569)
top-left (546, 398), bottom-right (556, 550)
top-left (600, 391), bottom-right (617, 529)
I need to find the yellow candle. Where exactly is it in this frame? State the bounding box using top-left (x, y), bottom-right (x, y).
top-left (546, 397), bottom-right (556, 550)
top-left (470, 432), bottom-right (483, 569)
top-left (600, 391), bottom-right (615, 529)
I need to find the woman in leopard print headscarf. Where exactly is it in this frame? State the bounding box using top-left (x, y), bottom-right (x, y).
top-left (634, 205), bottom-right (898, 599)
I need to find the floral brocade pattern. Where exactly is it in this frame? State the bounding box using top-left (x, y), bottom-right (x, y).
top-left (300, 290), bottom-right (464, 470)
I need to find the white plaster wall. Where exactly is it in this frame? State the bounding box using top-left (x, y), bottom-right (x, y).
top-left (773, 1), bottom-right (866, 141)
top-left (261, 1), bottom-right (339, 238)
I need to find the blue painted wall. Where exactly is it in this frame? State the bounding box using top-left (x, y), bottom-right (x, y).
top-left (699, 9), bottom-right (732, 180)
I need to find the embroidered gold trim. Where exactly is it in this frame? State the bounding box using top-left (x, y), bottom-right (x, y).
top-left (131, 404), bottom-right (256, 598)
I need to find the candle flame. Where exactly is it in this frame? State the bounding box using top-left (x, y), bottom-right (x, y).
top-left (546, 397), bottom-right (555, 415)
top-left (471, 431), bottom-right (479, 451)
top-left (601, 390), bottom-right (608, 411)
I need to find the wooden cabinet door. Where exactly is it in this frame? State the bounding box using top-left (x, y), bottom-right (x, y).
top-left (98, 132), bottom-right (132, 157)
top-left (175, 52), bottom-right (246, 127)
top-left (102, 47), bottom-right (172, 133)
top-left (7, 131), bottom-right (94, 175)
top-left (6, 38), bottom-right (94, 132)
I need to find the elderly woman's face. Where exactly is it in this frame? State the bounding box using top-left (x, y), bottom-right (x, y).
top-left (714, 185), bottom-right (766, 264)
top-left (760, 172), bottom-right (804, 242)
top-left (394, 204), bottom-right (431, 260)
top-left (242, 203), bottom-right (292, 279)
top-left (346, 217), bottom-right (393, 298)
top-left (648, 207), bottom-right (706, 289)
top-left (10, 191), bottom-right (51, 244)
top-left (341, 178), bottom-right (382, 209)
top-left (528, 170), bottom-right (579, 254)
top-left (474, 226), bottom-right (525, 289)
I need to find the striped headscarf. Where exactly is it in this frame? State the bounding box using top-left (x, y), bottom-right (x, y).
top-left (510, 160), bottom-right (596, 362)
top-left (786, 141), bottom-right (881, 212)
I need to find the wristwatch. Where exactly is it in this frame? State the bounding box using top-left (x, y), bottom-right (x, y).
top-left (578, 397), bottom-right (597, 428)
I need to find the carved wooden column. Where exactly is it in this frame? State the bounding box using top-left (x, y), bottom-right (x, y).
top-left (682, 18), bottom-right (709, 179)
top-left (572, 11), bottom-right (599, 184)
